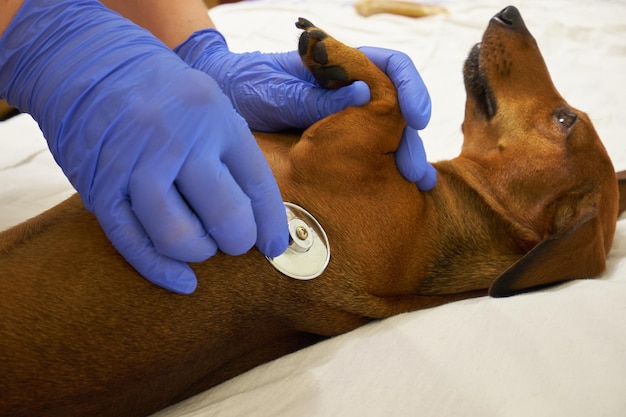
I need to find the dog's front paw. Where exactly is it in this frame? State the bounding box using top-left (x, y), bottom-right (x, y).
top-left (296, 18), bottom-right (352, 89)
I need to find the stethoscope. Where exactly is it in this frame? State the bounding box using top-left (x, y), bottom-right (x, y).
top-left (265, 202), bottom-right (330, 280)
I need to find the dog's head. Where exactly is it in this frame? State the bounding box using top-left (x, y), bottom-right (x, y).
top-left (457, 6), bottom-right (619, 296)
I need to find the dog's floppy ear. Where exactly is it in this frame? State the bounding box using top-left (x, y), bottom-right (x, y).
top-left (489, 210), bottom-right (605, 297)
top-left (490, 168), bottom-right (626, 298)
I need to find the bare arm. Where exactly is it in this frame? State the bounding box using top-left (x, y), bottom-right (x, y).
top-left (2, 0), bottom-right (214, 48)
top-left (0, 0), bottom-right (24, 38)
top-left (100, 0), bottom-right (216, 48)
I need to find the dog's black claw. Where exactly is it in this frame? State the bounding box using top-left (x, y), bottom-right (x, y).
top-left (295, 17), bottom-right (314, 30)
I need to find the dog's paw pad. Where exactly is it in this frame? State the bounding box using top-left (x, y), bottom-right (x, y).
top-left (296, 18), bottom-right (351, 89)
top-left (310, 66), bottom-right (349, 88)
top-left (298, 31), bottom-right (329, 65)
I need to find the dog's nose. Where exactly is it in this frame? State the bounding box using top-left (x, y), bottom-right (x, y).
top-left (493, 6), bottom-right (524, 30)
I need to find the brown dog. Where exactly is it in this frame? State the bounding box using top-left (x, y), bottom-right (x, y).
top-left (1, 6), bottom-right (624, 417)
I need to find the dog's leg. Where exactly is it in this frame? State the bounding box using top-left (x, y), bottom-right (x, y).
top-left (288, 19), bottom-right (405, 186)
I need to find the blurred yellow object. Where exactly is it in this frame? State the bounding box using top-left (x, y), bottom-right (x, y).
top-left (355, 0), bottom-right (448, 18)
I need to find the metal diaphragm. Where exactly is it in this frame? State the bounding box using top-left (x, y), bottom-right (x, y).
top-left (266, 202), bottom-right (330, 280)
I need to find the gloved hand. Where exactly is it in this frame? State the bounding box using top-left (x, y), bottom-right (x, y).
top-left (0, 0), bottom-right (288, 294)
top-left (175, 29), bottom-right (437, 191)
top-left (359, 47), bottom-right (437, 191)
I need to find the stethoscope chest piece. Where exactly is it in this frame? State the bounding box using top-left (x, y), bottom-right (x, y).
top-left (266, 202), bottom-right (330, 280)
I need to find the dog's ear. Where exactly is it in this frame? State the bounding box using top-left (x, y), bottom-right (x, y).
top-left (617, 170), bottom-right (626, 217)
top-left (489, 210), bottom-right (605, 297)
top-left (490, 167), bottom-right (624, 298)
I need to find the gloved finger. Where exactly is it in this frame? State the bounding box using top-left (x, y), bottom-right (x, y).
top-left (317, 80), bottom-right (370, 118)
top-left (250, 186), bottom-right (289, 258)
top-left (274, 80), bottom-right (371, 129)
top-left (176, 152), bottom-right (258, 257)
top-left (271, 50), bottom-right (317, 83)
top-left (128, 173), bottom-right (219, 263)
top-left (395, 127), bottom-right (437, 191)
top-left (94, 197), bottom-right (199, 294)
top-left (416, 163), bottom-right (437, 191)
top-left (222, 135), bottom-right (290, 258)
top-left (359, 46), bottom-right (431, 130)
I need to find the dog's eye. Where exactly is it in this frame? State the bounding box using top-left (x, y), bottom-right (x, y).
top-left (554, 108), bottom-right (578, 131)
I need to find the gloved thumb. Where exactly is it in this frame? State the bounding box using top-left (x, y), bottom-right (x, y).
top-left (295, 80), bottom-right (370, 128)
top-left (320, 79), bottom-right (371, 116)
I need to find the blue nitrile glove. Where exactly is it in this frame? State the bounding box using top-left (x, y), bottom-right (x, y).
top-left (0, 0), bottom-right (288, 294)
top-left (175, 30), bottom-right (437, 191)
top-left (359, 46), bottom-right (437, 191)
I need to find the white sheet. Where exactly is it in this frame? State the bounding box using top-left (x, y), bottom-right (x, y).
top-left (2, 0), bottom-right (625, 416)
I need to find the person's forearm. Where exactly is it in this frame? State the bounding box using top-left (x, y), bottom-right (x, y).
top-left (0, 0), bottom-right (24, 38)
top-left (101, 0), bottom-right (216, 48)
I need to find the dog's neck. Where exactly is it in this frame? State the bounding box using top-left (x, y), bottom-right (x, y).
top-left (412, 159), bottom-right (526, 295)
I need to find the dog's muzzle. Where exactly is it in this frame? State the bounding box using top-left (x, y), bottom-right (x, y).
top-left (463, 43), bottom-right (497, 119)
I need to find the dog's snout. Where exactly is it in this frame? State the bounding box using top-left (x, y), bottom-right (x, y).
top-left (493, 6), bottom-right (524, 30)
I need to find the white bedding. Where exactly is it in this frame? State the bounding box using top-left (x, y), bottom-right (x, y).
top-left (2, 0), bottom-right (625, 416)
